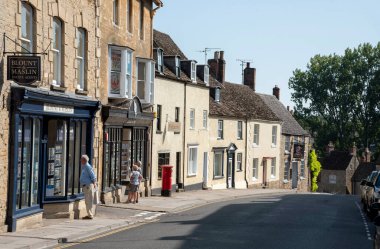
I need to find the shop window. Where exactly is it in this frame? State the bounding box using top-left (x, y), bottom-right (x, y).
top-left (109, 47), bottom-right (133, 98)
top-left (213, 151), bottom-right (224, 178)
top-left (52, 17), bottom-right (63, 86)
top-left (158, 153), bottom-right (170, 179)
top-left (46, 120), bottom-right (67, 198)
top-left (76, 28), bottom-right (87, 90)
top-left (16, 117), bottom-right (41, 210)
top-left (21, 2), bottom-right (35, 52)
top-left (137, 59), bottom-right (155, 103)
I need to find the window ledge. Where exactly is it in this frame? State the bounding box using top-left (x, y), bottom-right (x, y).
top-left (252, 144), bottom-right (259, 148)
top-left (213, 176), bottom-right (224, 180)
top-left (283, 180), bottom-right (289, 184)
top-left (75, 89), bottom-right (88, 95)
top-left (217, 138), bottom-right (224, 140)
top-left (237, 138), bottom-right (243, 140)
top-left (187, 174), bottom-right (197, 178)
top-left (50, 85), bottom-right (66, 92)
top-left (252, 177), bottom-right (258, 182)
top-left (300, 176), bottom-right (306, 180)
top-left (270, 175), bottom-right (276, 179)
top-left (271, 144), bottom-right (277, 148)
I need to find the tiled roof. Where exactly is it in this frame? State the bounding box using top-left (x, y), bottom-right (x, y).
top-left (322, 151), bottom-right (354, 170)
top-left (209, 82), bottom-right (280, 121)
top-left (153, 30), bottom-right (188, 60)
top-left (352, 162), bottom-right (376, 181)
top-left (258, 94), bottom-right (309, 136)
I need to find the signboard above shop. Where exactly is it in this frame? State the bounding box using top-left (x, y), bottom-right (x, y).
top-left (293, 143), bottom-right (305, 159)
top-left (7, 56), bottom-right (41, 84)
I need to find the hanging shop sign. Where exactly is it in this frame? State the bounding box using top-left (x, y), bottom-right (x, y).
top-left (293, 143), bottom-right (305, 159)
top-left (168, 122), bottom-right (181, 133)
top-left (7, 56), bottom-right (41, 84)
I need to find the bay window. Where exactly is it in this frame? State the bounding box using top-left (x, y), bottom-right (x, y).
top-left (109, 47), bottom-right (133, 98)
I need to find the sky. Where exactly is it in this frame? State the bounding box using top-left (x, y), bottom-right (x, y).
top-left (154, 0), bottom-right (380, 108)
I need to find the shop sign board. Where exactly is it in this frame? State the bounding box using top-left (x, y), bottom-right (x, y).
top-left (7, 56), bottom-right (41, 84)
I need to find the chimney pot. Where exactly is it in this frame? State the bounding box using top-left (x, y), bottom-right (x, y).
top-left (219, 51), bottom-right (224, 60)
top-left (246, 62), bottom-right (250, 68)
top-left (214, 51), bottom-right (220, 60)
top-left (273, 85), bottom-right (280, 100)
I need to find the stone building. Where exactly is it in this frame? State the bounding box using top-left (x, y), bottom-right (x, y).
top-left (258, 87), bottom-right (310, 191)
top-left (319, 147), bottom-right (360, 194)
top-left (0, 0), bottom-right (101, 232)
top-left (208, 58), bottom-right (282, 190)
top-left (99, 0), bottom-right (163, 203)
top-left (151, 30), bottom-right (209, 194)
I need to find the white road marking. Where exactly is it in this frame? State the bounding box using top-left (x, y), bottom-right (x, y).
top-left (356, 202), bottom-right (373, 241)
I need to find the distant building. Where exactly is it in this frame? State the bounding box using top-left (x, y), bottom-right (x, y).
top-left (258, 85), bottom-right (310, 191)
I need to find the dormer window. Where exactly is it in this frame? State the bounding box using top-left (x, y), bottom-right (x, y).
top-left (154, 48), bottom-right (164, 74)
top-left (215, 88), bottom-right (220, 102)
top-left (175, 56), bottom-right (180, 78)
top-left (191, 61), bottom-right (196, 82)
top-left (204, 66), bottom-right (209, 85)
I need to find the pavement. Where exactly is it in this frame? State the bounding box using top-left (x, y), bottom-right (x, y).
top-left (0, 188), bottom-right (296, 249)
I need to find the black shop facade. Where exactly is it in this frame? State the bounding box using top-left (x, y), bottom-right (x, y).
top-left (101, 97), bottom-right (153, 203)
top-left (7, 85), bottom-right (100, 232)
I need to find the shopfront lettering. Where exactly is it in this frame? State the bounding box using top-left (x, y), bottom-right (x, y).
top-left (44, 104), bottom-right (74, 114)
top-left (7, 56), bottom-right (41, 84)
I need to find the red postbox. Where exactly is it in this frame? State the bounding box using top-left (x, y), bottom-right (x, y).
top-left (161, 165), bottom-right (173, 197)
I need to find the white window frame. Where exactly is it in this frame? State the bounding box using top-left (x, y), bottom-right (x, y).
top-left (175, 56), bottom-right (180, 77)
top-left (191, 61), bottom-right (196, 82)
top-left (76, 28), bottom-right (86, 90)
top-left (139, 0), bottom-right (144, 39)
top-left (237, 121), bottom-right (243, 139)
top-left (108, 46), bottom-right (133, 99)
top-left (189, 109), bottom-right (195, 129)
top-left (217, 120), bottom-right (223, 139)
top-left (113, 0), bottom-right (119, 25)
top-left (237, 153), bottom-right (242, 171)
top-left (126, 0), bottom-right (132, 33)
top-left (188, 146), bottom-right (198, 176)
top-left (213, 151), bottom-right (224, 178)
top-left (202, 110), bottom-right (207, 129)
top-left (204, 66), bottom-right (209, 85)
top-left (52, 17), bottom-right (62, 86)
top-left (285, 136), bottom-right (291, 154)
top-left (252, 158), bottom-right (259, 180)
top-left (136, 58), bottom-right (155, 103)
top-left (272, 126), bottom-right (278, 146)
top-left (253, 124), bottom-right (260, 146)
top-left (156, 49), bottom-right (163, 73)
top-left (271, 157), bottom-right (276, 178)
top-left (21, 2), bottom-right (34, 53)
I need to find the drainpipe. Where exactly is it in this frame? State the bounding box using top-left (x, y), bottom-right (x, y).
top-left (182, 82), bottom-right (187, 190)
top-left (244, 118), bottom-right (249, 188)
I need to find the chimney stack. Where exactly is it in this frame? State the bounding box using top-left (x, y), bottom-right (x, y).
top-left (273, 85), bottom-right (280, 100)
top-left (243, 63), bottom-right (256, 91)
top-left (326, 141), bottom-right (335, 155)
top-left (208, 51), bottom-right (225, 83)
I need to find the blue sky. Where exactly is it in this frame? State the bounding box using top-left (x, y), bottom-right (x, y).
top-left (154, 0), bottom-right (380, 108)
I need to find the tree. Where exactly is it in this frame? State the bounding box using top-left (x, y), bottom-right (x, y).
top-left (309, 150), bottom-right (322, 192)
top-left (289, 43), bottom-right (380, 154)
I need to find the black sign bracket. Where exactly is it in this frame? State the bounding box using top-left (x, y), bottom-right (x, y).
top-left (3, 33), bottom-right (48, 56)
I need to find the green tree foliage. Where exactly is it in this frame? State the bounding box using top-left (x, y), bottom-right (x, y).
top-left (289, 43), bottom-right (380, 154)
top-left (309, 150), bottom-right (322, 192)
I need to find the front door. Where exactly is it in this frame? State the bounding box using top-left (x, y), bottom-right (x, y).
top-left (292, 161), bottom-right (298, 189)
top-left (262, 159), bottom-right (267, 187)
top-left (227, 152), bottom-right (235, 188)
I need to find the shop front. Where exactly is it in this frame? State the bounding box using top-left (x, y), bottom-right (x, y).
top-left (7, 85), bottom-right (100, 232)
top-left (101, 97), bottom-right (153, 203)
